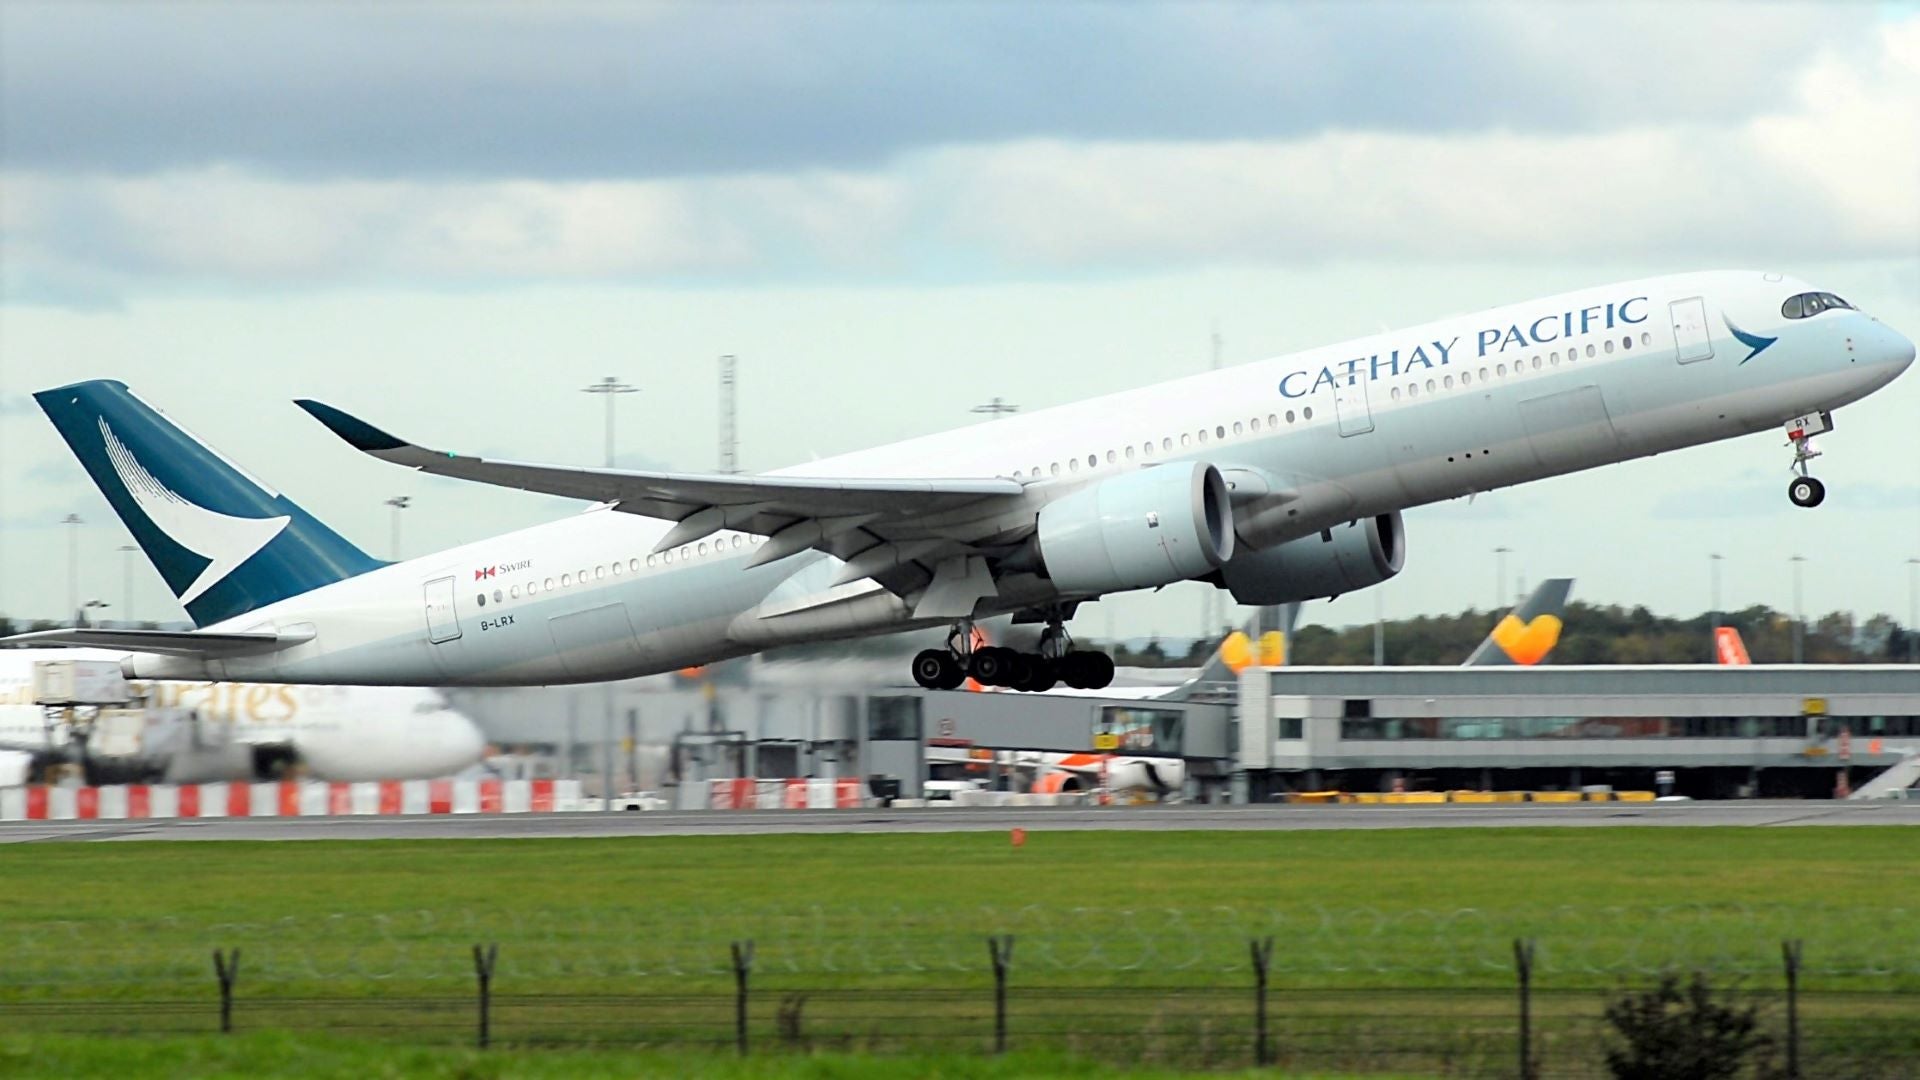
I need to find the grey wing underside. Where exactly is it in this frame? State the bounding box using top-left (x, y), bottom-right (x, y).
top-left (293, 399), bottom-right (1037, 598)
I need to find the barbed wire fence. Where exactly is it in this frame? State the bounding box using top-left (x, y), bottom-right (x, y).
top-left (5, 903), bottom-right (1918, 990)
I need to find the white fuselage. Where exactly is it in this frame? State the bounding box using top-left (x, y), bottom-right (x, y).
top-left (0, 649), bottom-right (486, 782)
top-left (127, 270), bottom-right (1913, 687)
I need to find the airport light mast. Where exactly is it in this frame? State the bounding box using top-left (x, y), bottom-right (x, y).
top-left (117, 544), bottom-right (138, 624)
top-left (1789, 555), bottom-right (1808, 663)
top-left (1493, 546), bottom-right (1513, 612)
top-left (1907, 557), bottom-right (1918, 664)
top-left (61, 513), bottom-right (82, 624)
top-left (1709, 552), bottom-right (1725, 662)
top-left (581, 375), bottom-right (640, 468)
top-left (385, 496), bottom-right (411, 560)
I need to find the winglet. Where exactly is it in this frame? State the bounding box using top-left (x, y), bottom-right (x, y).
top-left (294, 399), bottom-right (410, 453)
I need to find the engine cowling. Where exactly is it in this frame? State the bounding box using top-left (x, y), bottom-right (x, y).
top-left (1216, 512), bottom-right (1405, 604)
top-left (1037, 463), bottom-right (1234, 596)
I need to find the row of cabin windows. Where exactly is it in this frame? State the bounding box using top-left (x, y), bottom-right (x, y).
top-left (473, 533), bottom-right (766, 606)
top-left (1009, 408), bottom-right (1316, 480)
top-left (1388, 331), bottom-right (1654, 403)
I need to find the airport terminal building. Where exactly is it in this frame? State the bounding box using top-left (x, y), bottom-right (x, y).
top-left (449, 661), bottom-right (1920, 804)
top-left (1234, 665), bottom-right (1920, 800)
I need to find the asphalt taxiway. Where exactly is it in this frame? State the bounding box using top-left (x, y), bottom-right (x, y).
top-left (3, 799), bottom-right (1917, 843)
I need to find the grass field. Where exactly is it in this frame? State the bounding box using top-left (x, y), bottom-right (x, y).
top-left (0, 1035), bottom-right (1354, 1080)
top-left (2, 827), bottom-right (1915, 996)
top-left (2, 827), bottom-right (1915, 1076)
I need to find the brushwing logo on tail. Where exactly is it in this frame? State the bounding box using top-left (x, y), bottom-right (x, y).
top-left (100, 420), bottom-right (289, 604)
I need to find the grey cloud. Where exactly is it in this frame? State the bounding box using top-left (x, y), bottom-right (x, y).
top-left (0, 2), bottom-right (1870, 180)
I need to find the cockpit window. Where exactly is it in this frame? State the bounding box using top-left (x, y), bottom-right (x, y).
top-left (1782, 291), bottom-right (1854, 319)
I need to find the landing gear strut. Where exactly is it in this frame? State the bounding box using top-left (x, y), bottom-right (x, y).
top-left (909, 615), bottom-right (1115, 692)
top-left (1785, 412), bottom-right (1830, 508)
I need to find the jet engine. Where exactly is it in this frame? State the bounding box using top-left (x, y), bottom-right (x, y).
top-left (1036, 463), bottom-right (1234, 595)
top-left (1215, 512), bottom-right (1405, 604)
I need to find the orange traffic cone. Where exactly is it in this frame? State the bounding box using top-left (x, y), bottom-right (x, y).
top-left (1010, 827), bottom-right (1027, 848)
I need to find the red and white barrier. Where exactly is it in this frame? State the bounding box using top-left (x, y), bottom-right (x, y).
top-left (0, 778), bottom-right (582, 822)
top-left (707, 776), bottom-right (864, 810)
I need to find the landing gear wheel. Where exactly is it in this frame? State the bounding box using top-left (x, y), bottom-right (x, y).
top-left (970, 647), bottom-right (1016, 687)
top-left (1083, 651), bottom-right (1115, 690)
top-left (1059, 651), bottom-right (1115, 690)
top-left (912, 649), bottom-right (964, 690)
top-left (1016, 658), bottom-right (1057, 693)
top-left (1788, 476), bottom-right (1825, 508)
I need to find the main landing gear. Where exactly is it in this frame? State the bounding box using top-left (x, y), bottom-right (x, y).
top-left (1784, 412), bottom-right (1832, 509)
top-left (911, 619), bottom-right (1115, 693)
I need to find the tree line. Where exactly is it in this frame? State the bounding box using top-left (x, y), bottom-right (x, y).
top-left (1111, 602), bottom-right (1916, 667)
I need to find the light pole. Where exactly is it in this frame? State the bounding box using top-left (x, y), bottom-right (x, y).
top-left (1493, 546), bottom-right (1513, 611)
top-left (1907, 558), bottom-right (1918, 664)
top-left (1789, 555), bottom-right (1807, 664)
top-left (1709, 553), bottom-right (1724, 661)
top-left (80, 599), bottom-right (109, 629)
top-left (118, 544), bottom-right (138, 625)
top-left (385, 496), bottom-right (411, 560)
top-left (580, 376), bottom-right (639, 468)
top-left (970, 397), bottom-right (1019, 420)
top-left (1373, 589), bottom-right (1385, 666)
top-left (61, 513), bottom-right (83, 623)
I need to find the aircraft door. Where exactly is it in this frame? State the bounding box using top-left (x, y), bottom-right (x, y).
top-left (1670, 297), bottom-right (1714, 363)
top-left (1333, 367), bottom-right (1375, 437)
top-left (423, 576), bottom-right (462, 643)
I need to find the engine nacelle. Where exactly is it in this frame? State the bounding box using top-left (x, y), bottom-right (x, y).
top-left (1036, 463), bottom-right (1234, 596)
top-left (1216, 512), bottom-right (1405, 604)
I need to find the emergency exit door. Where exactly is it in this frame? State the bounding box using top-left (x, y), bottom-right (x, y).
top-left (424, 576), bottom-right (462, 643)
top-left (1333, 368), bottom-right (1375, 437)
top-left (1670, 297), bottom-right (1714, 363)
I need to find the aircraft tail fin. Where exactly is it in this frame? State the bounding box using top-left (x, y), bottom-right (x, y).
top-left (1464, 578), bottom-right (1573, 666)
top-left (34, 380), bottom-right (385, 628)
top-left (1714, 626), bottom-right (1752, 666)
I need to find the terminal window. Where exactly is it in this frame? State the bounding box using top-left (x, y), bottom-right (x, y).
top-left (1341, 715), bottom-right (1824, 740)
top-left (1098, 706), bottom-right (1184, 755)
top-left (867, 697), bottom-right (924, 741)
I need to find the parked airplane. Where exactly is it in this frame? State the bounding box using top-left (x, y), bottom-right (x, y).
top-left (0, 650), bottom-right (487, 784)
top-left (11, 272), bottom-right (1911, 693)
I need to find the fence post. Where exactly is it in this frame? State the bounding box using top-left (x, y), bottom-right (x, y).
top-left (1250, 936), bottom-right (1275, 1067)
top-left (211, 947), bottom-right (240, 1034)
top-left (1782, 939), bottom-right (1802, 1080)
top-left (1514, 937), bottom-right (1536, 1080)
top-left (472, 943), bottom-right (498, 1049)
top-left (731, 940), bottom-right (754, 1056)
top-left (988, 934), bottom-right (1015, 1055)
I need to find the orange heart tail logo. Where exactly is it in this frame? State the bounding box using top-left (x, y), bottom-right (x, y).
top-left (1491, 613), bottom-right (1562, 666)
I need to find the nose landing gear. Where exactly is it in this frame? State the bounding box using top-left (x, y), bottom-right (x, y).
top-left (1784, 411), bottom-right (1832, 508)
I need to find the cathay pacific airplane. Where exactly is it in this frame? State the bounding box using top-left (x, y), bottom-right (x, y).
top-left (10, 271), bottom-right (1912, 693)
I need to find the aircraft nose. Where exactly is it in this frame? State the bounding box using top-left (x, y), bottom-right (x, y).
top-left (1883, 322), bottom-right (1918, 373)
top-left (439, 710), bottom-right (489, 774)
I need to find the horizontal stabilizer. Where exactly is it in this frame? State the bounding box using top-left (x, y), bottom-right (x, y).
top-left (0, 627), bottom-right (306, 658)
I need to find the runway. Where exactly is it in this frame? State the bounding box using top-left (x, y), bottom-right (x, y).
top-left (3, 799), bottom-right (1918, 843)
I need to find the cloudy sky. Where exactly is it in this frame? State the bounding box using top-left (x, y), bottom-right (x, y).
top-left (2, 1), bottom-right (1916, 641)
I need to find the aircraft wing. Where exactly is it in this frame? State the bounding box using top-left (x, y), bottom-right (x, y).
top-left (0, 628), bottom-right (302, 658)
top-left (295, 399), bottom-right (1036, 604)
